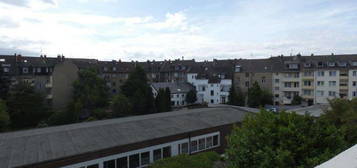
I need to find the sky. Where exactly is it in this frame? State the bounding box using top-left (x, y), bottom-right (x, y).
top-left (0, 0), bottom-right (356, 61)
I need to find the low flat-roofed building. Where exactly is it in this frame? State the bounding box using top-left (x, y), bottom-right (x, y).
top-left (0, 107), bottom-right (251, 168)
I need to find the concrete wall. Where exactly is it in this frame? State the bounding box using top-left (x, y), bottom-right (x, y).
top-left (52, 60), bottom-right (79, 110)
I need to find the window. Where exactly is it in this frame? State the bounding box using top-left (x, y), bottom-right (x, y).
top-left (245, 73), bottom-right (249, 77)
top-left (329, 81), bottom-right (337, 86)
top-left (0, 58), bottom-right (4, 62)
top-left (284, 82), bottom-right (292, 88)
top-left (316, 90), bottom-right (324, 96)
top-left (129, 154), bottom-right (139, 168)
top-left (113, 67), bottom-right (117, 71)
top-left (353, 71), bottom-right (357, 76)
top-left (191, 140), bottom-right (198, 152)
top-left (329, 71), bottom-right (337, 76)
top-left (210, 90), bottom-right (214, 96)
top-left (329, 91), bottom-right (336, 97)
top-left (275, 94), bottom-right (279, 98)
top-left (37, 67), bottom-right (41, 73)
top-left (261, 77), bottom-right (266, 83)
top-left (353, 81), bottom-right (357, 86)
top-left (352, 62), bottom-right (357, 66)
top-left (206, 137), bottom-right (213, 148)
top-left (176, 94), bottom-right (179, 98)
top-left (303, 80), bottom-right (311, 86)
top-left (304, 71), bottom-right (313, 76)
top-left (141, 152), bottom-right (150, 166)
top-left (303, 90), bottom-right (312, 96)
top-left (328, 62), bottom-right (336, 67)
top-left (163, 146), bottom-right (171, 158)
top-left (3, 67), bottom-right (9, 73)
top-left (202, 86), bottom-right (206, 91)
top-left (317, 81), bottom-right (324, 86)
top-left (180, 143), bottom-right (189, 154)
top-left (87, 164), bottom-right (99, 168)
top-left (317, 71), bottom-right (324, 77)
top-left (353, 91), bottom-right (357, 97)
top-left (103, 67), bottom-right (108, 71)
top-left (23, 67), bottom-right (29, 73)
top-left (117, 157), bottom-right (128, 168)
top-left (288, 63), bottom-right (298, 69)
top-left (153, 149), bottom-right (162, 161)
top-left (304, 63), bottom-right (311, 68)
top-left (275, 87), bottom-right (279, 91)
top-left (198, 138), bottom-right (206, 150)
top-left (210, 99), bottom-right (214, 103)
top-left (103, 160), bottom-right (115, 168)
top-left (245, 81), bottom-right (249, 87)
top-left (275, 79), bottom-right (279, 83)
top-left (294, 82), bottom-right (299, 88)
top-left (213, 135), bottom-right (219, 146)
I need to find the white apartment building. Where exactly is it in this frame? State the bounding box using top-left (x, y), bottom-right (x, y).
top-left (151, 82), bottom-right (194, 107)
top-left (187, 73), bottom-right (231, 104)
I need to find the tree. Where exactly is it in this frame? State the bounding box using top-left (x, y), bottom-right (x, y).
top-left (186, 89), bottom-right (197, 104)
top-left (247, 81), bottom-right (262, 107)
top-left (111, 93), bottom-right (132, 117)
top-left (0, 68), bottom-right (10, 100)
top-left (71, 69), bottom-right (109, 120)
top-left (228, 87), bottom-right (245, 106)
top-left (291, 95), bottom-right (303, 105)
top-left (155, 88), bottom-right (171, 112)
top-left (121, 66), bottom-right (155, 115)
top-left (321, 98), bottom-right (357, 144)
top-left (226, 110), bottom-right (347, 168)
top-left (150, 152), bottom-right (220, 168)
top-left (7, 82), bottom-right (50, 129)
top-left (0, 99), bottom-right (10, 131)
top-left (247, 81), bottom-right (272, 107)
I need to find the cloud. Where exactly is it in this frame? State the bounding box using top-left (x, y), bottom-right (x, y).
top-left (0, 0), bottom-right (56, 7)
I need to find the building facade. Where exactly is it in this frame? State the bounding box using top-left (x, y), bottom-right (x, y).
top-left (151, 82), bottom-right (194, 107)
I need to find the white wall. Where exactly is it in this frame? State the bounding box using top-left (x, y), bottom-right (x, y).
top-left (315, 70), bottom-right (340, 104)
top-left (348, 69), bottom-right (357, 99)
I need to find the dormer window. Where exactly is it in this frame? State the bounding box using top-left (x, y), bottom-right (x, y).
top-left (304, 63), bottom-right (311, 68)
top-left (327, 62), bottom-right (336, 67)
top-left (317, 62), bottom-right (324, 67)
top-left (288, 63), bottom-right (298, 69)
top-left (338, 62), bottom-right (347, 67)
top-left (112, 67), bottom-right (117, 71)
top-left (103, 67), bottom-right (108, 71)
top-left (23, 67), bottom-right (29, 73)
top-left (235, 65), bottom-right (241, 72)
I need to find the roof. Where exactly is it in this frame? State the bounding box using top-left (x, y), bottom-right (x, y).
top-left (151, 82), bottom-right (194, 94)
top-left (0, 107), bottom-right (249, 168)
top-left (315, 144), bottom-right (357, 168)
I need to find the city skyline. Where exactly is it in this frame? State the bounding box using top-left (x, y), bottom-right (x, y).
top-left (0, 0), bottom-right (356, 61)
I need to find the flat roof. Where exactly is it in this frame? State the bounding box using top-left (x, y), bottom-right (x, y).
top-left (0, 107), bottom-right (249, 168)
top-left (315, 144), bottom-right (357, 168)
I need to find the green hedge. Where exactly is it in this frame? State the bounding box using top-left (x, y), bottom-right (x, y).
top-left (150, 152), bottom-right (220, 168)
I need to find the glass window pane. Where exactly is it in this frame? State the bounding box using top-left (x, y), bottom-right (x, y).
top-left (213, 135), bottom-right (219, 146)
top-left (191, 140), bottom-right (198, 152)
top-left (103, 160), bottom-right (115, 168)
top-left (153, 149), bottom-right (162, 161)
top-left (181, 143), bottom-right (189, 154)
top-left (117, 157), bottom-right (128, 168)
top-left (87, 164), bottom-right (99, 168)
top-left (206, 137), bottom-right (213, 148)
top-left (163, 146), bottom-right (171, 158)
top-left (129, 154), bottom-right (140, 168)
top-left (141, 152), bottom-right (150, 165)
top-left (198, 138), bottom-right (205, 150)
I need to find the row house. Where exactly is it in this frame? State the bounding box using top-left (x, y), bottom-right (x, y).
top-left (151, 82), bottom-right (194, 107)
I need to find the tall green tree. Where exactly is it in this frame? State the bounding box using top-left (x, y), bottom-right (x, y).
top-left (226, 110), bottom-right (347, 168)
top-left (228, 87), bottom-right (245, 106)
top-left (7, 82), bottom-right (50, 129)
top-left (71, 69), bottom-right (109, 120)
top-left (322, 98), bottom-right (357, 144)
top-left (247, 81), bottom-right (272, 107)
top-left (0, 99), bottom-right (10, 131)
top-left (121, 66), bottom-right (156, 115)
top-left (111, 93), bottom-right (132, 117)
top-left (186, 89), bottom-right (197, 104)
top-left (155, 88), bottom-right (171, 112)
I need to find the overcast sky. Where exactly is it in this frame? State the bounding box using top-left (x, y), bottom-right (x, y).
top-left (0, 0), bottom-right (356, 61)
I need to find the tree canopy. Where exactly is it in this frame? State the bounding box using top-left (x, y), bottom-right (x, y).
top-left (0, 99), bottom-right (10, 131)
top-left (0, 69), bottom-right (10, 100)
top-left (228, 87), bottom-right (245, 106)
top-left (226, 110), bottom-right (347, 168)
top-left (247, 81), bottom-right (272, 107)
top-left (155, 88), bottom-right (171, 112)
top-left (121, 66), bottom-right (156, 115)
top-left (186, 89), bottom-right (197, 104)
top-left (70, 69), bottom-right (109, 120)
top-left (6, 82), bottom-right (50, 129)
top-left (111, 93), bottom-right (132, 117)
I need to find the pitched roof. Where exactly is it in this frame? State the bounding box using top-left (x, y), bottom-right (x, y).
top-left (0, 107), bottom-right (249, 168)
top-left (151, 82), bottom-right (194, 94)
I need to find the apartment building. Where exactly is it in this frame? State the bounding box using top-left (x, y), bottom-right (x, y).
top-left (234, 54), bottom-right (357, 105)
top-left (0, 107), bottom-right (252, 168)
